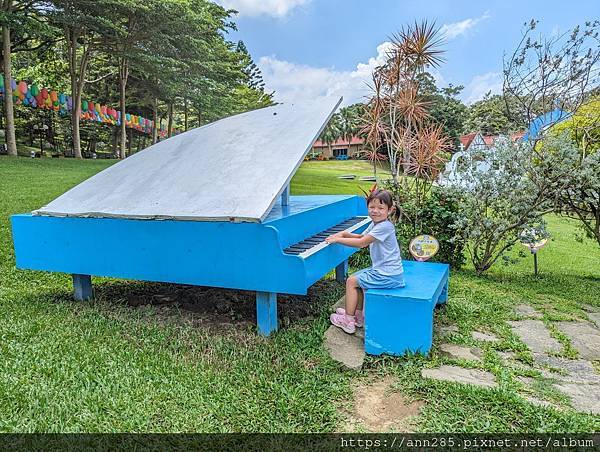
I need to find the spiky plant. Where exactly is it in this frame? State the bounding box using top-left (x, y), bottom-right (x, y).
top-left (362, 20), bottom-right (452, 231)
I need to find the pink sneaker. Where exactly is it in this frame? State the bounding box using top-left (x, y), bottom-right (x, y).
top-left (330, 312), bottom-right (356, 334)
top-left (335, 308), bottom-right (364, 327)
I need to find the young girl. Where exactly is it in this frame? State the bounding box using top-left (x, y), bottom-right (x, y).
top-left (325, 189), bottom-right (404, 334)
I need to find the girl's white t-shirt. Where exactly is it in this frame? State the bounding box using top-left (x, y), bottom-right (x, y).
top-left (363, 220), bottom-right (404, 275)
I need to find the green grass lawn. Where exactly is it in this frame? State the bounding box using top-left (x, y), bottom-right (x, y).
top-left (0, 155), bottom-right (599, 432)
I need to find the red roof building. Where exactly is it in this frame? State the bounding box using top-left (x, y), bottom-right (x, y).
top-left (458, 131), bottom-right (526, 151)
top-left (311, 136), bottom-right (366, 159)
top-left (312, 137), bottom-right (365, 147)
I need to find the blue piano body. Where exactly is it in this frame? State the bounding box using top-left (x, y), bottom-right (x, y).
top-left (11, 194), bottom-right (370, 335)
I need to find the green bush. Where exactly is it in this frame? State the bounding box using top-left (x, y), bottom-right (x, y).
top-left (349, 186), bottom-right (466, 270)
top-left (394, 187), bottom-right (466, 269)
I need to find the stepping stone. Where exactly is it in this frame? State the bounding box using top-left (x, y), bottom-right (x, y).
top-left (556, 321), bottom-right (600, 360)
top-left (440, 343), bottom-right (482, 362)
top-left (553, 382), bottom-right (600, 414)
top-left (437, 325), bottom-right (459, 336)
top-left (471, 331), bottom-right (499, 343)
top-left (498, 350), bottom-right (517, 362)
top-left (324, 325), bottom-right (364, 369)
top-left (582, 304), bottom-right (599, 313)
top-left (507, 320), bottom-right (562, 354)
top-left (587, 312), bottom-right (600, 329)
top-left (421, 365), bottom-right (497, 388)
top-left (533, 354), bottom-right (600, 384)
top-left (515, 304), bottom-right (543, 319)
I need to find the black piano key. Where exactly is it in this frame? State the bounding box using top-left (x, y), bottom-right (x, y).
top-left (283, 216), bottom-right (369, 255)
top-left (288, 245), bottom-right (312, 252)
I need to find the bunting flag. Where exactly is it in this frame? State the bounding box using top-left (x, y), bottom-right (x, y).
top-left (0, 75), bottom-right (173, 137)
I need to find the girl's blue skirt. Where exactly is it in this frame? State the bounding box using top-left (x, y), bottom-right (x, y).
top-left (353, 267), bottom-right (405, 290)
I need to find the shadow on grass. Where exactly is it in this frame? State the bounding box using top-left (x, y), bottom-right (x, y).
top-left (41, 277), bottom-right (343, 335)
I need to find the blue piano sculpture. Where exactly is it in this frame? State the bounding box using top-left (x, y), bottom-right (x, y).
top-left (11, 97), bottom-right (370, 336)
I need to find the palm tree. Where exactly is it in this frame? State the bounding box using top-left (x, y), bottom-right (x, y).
top-left (319, 114), bottom-right (341, 158)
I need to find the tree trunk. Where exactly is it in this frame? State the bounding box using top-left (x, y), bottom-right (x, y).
top-left (2, 22), bottom-right (17, 156)
top-left (66, 27), bottom-right (88, 159)
top-left (197, 106), bottom-right (201, 127)
top-left (184, 97), bottom-right (188, 131)
top-left (111, 126), bottom-right (118, 156)
top-left (127, 127), bottom-right (132, 155)
top-left (167, 102), bottom-right (173, 137)
top-left (118, 58), bottom-right (128, 159)
top-left (71, 97), bottom-right (82, 158)
top-left (152, 97), bottom-right (158, 144)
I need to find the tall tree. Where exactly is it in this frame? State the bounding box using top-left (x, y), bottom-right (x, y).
top-left (236, 40), bottom-right (265, 92)
top-left (416, 72), bottom-right (468, 148)
top-left (1, 0), bottom-right (56, 156)
top-left (464, 93), bottom-right (514, 135)
top-left (503, 19), bottom-right (600, 135)
top-left (50, 0), bottom-right (118, 158)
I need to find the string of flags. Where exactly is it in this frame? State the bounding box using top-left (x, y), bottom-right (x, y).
top-left (0, 75), bottom-right (171, 137)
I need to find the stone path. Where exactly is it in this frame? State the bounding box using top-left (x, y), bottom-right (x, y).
top-left (505, 305), bottom-right (600, 414)
top-left (323, 298), bottom-right (600, 414)
top-left (515, 304), bottom-right (543, 319)
top-left (507, 320), bottom-right (562, 354)
top-left (533, 354), bottom-right (600, 384)
top-left (438, 324), bottom-right (459, 336)
top-left (440, 343), bottom-right (482, 362)
top-left (471, 331), bottom-right (499, 342)
top-left (324, 326), bottom-right (365, 369)
top-left (421, 365), bottom-right (498, 388)
top-left (556, 321), bottom-right (600, 360)
top-left (587, 312), bottom-right (600, 329)
top-left (552, 383), bottom-right (600, 414)
top-left (324, 296), bottom-right (366, 369)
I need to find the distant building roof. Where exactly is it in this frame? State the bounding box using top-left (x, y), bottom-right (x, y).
top-left (459, 131), bottom-right (526, 150)
top-left (313, 136), bottom-right (365, 147)
top-left (459, 132), bottom-right (478, 149)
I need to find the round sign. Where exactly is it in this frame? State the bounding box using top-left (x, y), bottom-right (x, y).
top-left (519, 228), bottom-right (548, 253)
top-left (409, 235), bottom-right (440, 262)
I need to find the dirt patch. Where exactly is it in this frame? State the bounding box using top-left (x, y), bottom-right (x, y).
top-left (93, 279), bottom-right (338, 333)
top-left (339, 376), bottom-right (424, 432)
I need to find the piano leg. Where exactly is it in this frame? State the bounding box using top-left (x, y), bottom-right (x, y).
top-left (335, 260), bottom-right (348, 283)
top-left (256, 291), bottom-right (278, 336)
top-left (73, 274), bottom-right (93, 301)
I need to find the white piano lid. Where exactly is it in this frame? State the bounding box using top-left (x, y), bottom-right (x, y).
top-left (33, 97), bottom-right (342, 223)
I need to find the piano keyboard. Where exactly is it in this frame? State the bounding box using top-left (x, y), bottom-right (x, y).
top-left (283, 216), bottom-right (371, 258)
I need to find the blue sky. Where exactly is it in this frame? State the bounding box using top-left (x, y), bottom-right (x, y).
top-left (215, 0), bottom-right (599, 106)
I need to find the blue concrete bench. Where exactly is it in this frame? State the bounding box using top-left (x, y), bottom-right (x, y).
top-left (364, 260), bottom-right (449, 356)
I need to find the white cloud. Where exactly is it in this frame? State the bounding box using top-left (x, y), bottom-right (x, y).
top-left (259, 42), bottom-right (394, 107)
top-left (462, 72), bottom-right (503, 104)
top-left (439, 11), bottom-right (490, 40)
top-left (261, 41), bottom-right (502, 108)
top-left (214, 0), bottom-right (310, 17)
